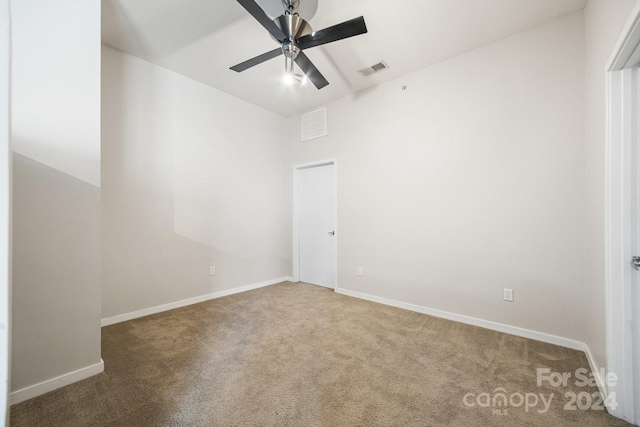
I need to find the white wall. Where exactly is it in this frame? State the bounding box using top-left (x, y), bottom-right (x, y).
top-left (11, 0), bottom-right (100, 187)
top-left (583, 0), bottom-right (638, 378)
top-left (10, 0), bottom-right (102, 402)
top-left (289, 12), bottom-right (587, 342)
top-left (101, 46), bottom-right (290, 320)
top-left (12, 154), bottom-right (101, 395)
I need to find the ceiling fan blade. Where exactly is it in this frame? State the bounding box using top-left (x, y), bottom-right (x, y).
top-left (298, 16), bottom-right (367, 50)
top-left (295, 51), bottom-right (329, 89)
top-left (236, 0), bottom-right (286, 42)
top-left (230, 48), bottom-right (283, 72)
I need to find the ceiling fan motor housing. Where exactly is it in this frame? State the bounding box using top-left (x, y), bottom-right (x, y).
top-left (272, 14), bottom-right (312, 47)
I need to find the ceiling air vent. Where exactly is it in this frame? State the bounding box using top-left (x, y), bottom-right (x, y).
top-left (301, 107), bottom-right (328, 142)
top-left (357, 61), bottom-right (390, 77)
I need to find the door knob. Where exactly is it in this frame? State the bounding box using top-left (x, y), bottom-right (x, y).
top-left (632, 256), bottom-right (640, 270)
top-left (328, 231), bottom-right (335, 236)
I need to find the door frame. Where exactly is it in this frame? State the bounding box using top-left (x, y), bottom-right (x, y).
top-left (0, 0), bottom-right (10, 423)
top-left (0, 0), bottom-right (11, 425)
top-left (606, 2), bottom-right (640, 423)
top-left (292, 159), bottom-right (337, 289)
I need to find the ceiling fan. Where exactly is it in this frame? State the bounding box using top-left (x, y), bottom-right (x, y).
top-left (230, 0), bottom-right (368, 89)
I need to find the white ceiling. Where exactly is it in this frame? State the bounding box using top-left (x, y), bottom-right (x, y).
top-left (102, 0), bottom-right (587, 117)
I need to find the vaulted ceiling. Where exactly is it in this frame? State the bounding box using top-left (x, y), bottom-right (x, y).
top-left (102, 0), bottom-right (587, 117)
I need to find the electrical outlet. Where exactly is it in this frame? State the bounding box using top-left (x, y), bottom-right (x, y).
top-left (357, 267), bottom-right (363, 277)
top-left (209, 266), bottom-right (216, 276)
top-left (503, 288), bottom-right (514, 302)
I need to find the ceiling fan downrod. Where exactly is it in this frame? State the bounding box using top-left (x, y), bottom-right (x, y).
top-left (282, 0), bottom-right (299, 15)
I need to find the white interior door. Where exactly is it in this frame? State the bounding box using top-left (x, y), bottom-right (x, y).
top-left (610, 65), bottom-right (640, 424)
top-left (608, 6), bottom-right (640, 422)
top-left (298, 163), bottom-right (336, 288)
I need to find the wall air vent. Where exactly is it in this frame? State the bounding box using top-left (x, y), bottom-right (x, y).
top-left (301, 107), bottom-right (328, 142)
top-left (357, 61), bottom-right (390, 77)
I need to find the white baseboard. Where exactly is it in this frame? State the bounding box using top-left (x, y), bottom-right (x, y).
top-left (583, 344), bottom-right (609, 402)
top-left (11, 359), bottom-right (104, 405)
top-left (334, 287), bottom-right (585, 351)
top-left (101, 277), bottom-right (293, 327)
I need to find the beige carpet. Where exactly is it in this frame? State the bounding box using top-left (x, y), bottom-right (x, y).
top-left (11, 282), bottom-right (631, 426)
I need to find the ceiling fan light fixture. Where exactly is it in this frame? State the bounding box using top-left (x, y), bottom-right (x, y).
top-left (283, 52), bottom-right (306, 86)
top-left (284, 52), bottom-right (296, 73)
top-left (284, 72), bottom-right (307, 86)
top-left (284, 72), bottom-right (296, 85)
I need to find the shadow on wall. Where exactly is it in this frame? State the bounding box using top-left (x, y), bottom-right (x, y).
top-left (11, 152), bottom-right (101, 392)
top-left (100, 45), bottom-right (290, 319)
